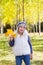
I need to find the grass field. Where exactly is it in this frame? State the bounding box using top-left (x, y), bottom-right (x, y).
top-left (0, 35), bottom-right (43, 65)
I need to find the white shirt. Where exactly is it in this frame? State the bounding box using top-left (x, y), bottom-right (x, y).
top-left (12, 30), bottom-right (30, 56)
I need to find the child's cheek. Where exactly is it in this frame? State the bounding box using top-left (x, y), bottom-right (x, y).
top-left (19, 28), bottom-right (23, 32)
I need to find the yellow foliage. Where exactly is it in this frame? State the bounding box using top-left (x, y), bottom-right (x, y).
top-left (0, 0), bottom-right (43, 25)
top-left (5, 29), bottom-right (17, 38)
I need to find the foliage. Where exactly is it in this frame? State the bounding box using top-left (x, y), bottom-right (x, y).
top-left (0, 0), bottom-right (43, 25)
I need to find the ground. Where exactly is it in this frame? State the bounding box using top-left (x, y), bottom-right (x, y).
top-left (0, 33), bottom-right (43, 65)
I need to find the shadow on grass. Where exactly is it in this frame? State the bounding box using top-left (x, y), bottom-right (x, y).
top-left (31, 61), bottom-right (43, 65)
top-left (0, 60), bottom-right (43, 65)
top-left (0, 60), bottom-right (15, 65)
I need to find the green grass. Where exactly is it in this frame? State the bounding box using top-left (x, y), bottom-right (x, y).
top-left (0, 37), bottom-right (43, 53)
top-left (0, 60), bottom-right (43, 65)
top-left (31, 39), bottom-right (43, 51)
top-left (0, 41), bottom-right (11, 50)
top-left (0, 36), bottom-right (43, 65)
top-left (0, 41), bottom-right (11, 56)
top-left (31, 35), bottom-right (43, 39)
top-left (0, 38), bottom-right (43, 51)
top-left (0, 60), bottom-right (15, 65)
top-left (31, 61), bottom-right (43, 65)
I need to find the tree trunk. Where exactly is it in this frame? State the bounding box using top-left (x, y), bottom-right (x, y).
top-left (22, 0), bottom-right (24, 21)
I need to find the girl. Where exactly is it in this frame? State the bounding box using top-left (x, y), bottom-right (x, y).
top-left (9, 22), bottom-right (33, 65)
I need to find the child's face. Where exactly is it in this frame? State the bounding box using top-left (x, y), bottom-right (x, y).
top-left (18, 26), bottom-right (26, 35)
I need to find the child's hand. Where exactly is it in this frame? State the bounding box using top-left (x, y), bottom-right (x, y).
top-left (30, 53), bottom-right (33, 60)
top-left (9, 34), bottom-right (14, 41)
top-left (9, 34), bottom-right (15, 47)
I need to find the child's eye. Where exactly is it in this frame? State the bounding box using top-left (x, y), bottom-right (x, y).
top-left (23, 27), bottom-right (25, 29)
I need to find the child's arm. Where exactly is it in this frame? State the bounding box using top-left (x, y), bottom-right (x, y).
top-left (9, 35), bottom-right (15, 47)
top-left (28, 36), bottom-right (33, 59)
top-left (28, 36), bottom-right (33, 54)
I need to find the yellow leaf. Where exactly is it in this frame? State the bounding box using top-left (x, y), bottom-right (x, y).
top-left (5, 29), bottom-right (17, 38)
